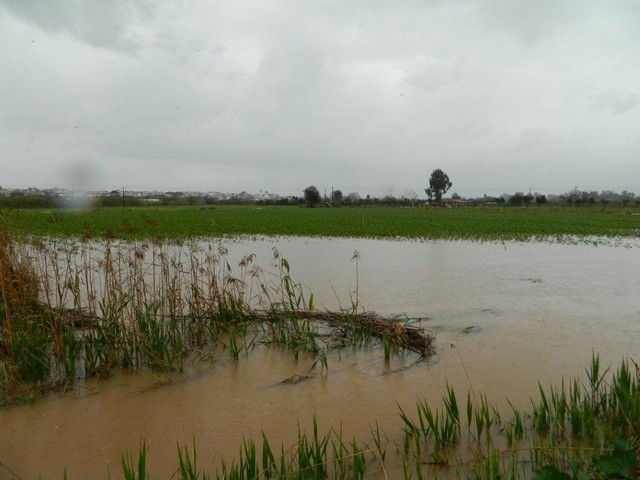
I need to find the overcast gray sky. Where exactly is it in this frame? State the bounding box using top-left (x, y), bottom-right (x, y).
top-left (1, 1), bottom-right (639, 198)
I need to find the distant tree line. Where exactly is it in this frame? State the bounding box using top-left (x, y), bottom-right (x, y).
top-left (0, 194), bottom-right (62, 209)
top-left (0, 193), bottom-right (146, 209)
top-left (1, 184), bottom-right (638, 210)
top-left (557, 189), bottom-right (637, 208)
top-left (483, 190), bottom-right (638, 208)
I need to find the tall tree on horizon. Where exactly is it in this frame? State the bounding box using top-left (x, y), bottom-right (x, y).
top-left (303, 185), bottom-right (321, 207)
top-left (425, 169), bottom-right (452, 203)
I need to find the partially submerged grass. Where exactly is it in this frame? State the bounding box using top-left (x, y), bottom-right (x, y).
top-left (0, 231), bottom-right (434, 404)
top-left (113, 355), bottom-right (639, 480)
top-left (221, 419), bottom-right (368, 480)
top-left (395, 354), bottom-right (640, 480)
top-left (2, 224), bottom-right (638, 479)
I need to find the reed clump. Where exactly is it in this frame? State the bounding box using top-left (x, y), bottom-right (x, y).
top-left (0, 233), bottom-right (434, 403)
top-left (0, 229), bottom-right (55, 397)
top-left (396, 354), bottom-right (640, 480)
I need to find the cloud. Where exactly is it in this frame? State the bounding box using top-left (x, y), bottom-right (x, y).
top-left (0, 0), bottom-right (153, 52)
top-left (1, 1), bottom-right (640, 195)
top-left (590, 91), bottom-right (640, 116)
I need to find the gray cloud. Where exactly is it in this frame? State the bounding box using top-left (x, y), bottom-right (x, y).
top-left (1, 1), bottom-right (639, 196)
top-left (590, 91), bottom-right (640, 116)
top-left (0, 0), bottom-right (157, 52)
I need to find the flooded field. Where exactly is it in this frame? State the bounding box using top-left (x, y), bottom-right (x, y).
top-left (1, 237), bottom-right (639, 479)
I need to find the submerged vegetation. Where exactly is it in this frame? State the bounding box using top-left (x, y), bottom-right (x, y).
top-left (1, 217), bottom-right (638, 479)
top-left (118, 355), bottom-right (640, 479)
top-left (0, 230), bottom-right (433, 404)
top-left (2, 204), bottom-right (640, 242)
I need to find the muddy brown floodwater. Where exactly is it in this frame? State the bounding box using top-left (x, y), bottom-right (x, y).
top-left (2, 237), bottom-right (639, 479)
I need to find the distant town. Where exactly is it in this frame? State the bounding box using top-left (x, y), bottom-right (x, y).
top-left (0, 185), bottom-right (289, 203)
top-left (0, 185), bottom-right (637, 209)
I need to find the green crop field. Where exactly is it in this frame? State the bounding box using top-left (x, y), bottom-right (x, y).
top-left (1, 205), bottom-right (639, 241)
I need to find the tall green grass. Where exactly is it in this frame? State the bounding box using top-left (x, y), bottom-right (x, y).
top-left (396, 354), bottom-right (639, 479)
top-left (0, 233), bottom-right (433, 403)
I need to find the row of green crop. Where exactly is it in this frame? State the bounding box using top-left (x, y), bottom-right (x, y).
top-left (3, 205), bottom-right (640, 241)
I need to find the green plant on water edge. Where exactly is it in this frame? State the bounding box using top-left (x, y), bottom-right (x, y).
top-left (533, 441), bottom-right (638, 480)
top-left (0, 234), bottom-right (433, 405)
top-left (121, 441), bottom-right (148, 480)
top-left (72, 356), bottom-right (640, 480)
top-left (397, 354), bottom-right (639, 479)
